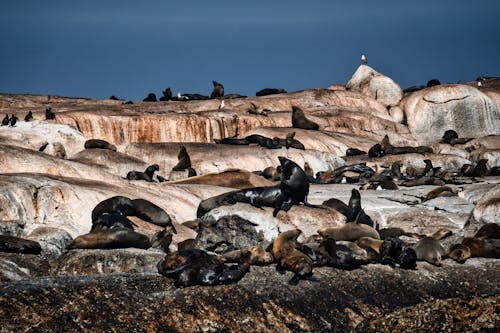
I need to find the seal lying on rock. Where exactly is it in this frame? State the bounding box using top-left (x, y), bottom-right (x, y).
top-left (322, 189), bottom-right (374, 226)
top-left (157, 248), bottom-right (249, 288)
top-left (441, 129), bottom-right (473, 145)
top-left (317, 220), bottom-right (380, 242)
top-left (412, 237), bottom-right (445, 266)
top-left (91, 212), bottom-right (137, 231)
top-left (126, 164), bottom-right (160, 182)
top-left (69, 228), bottom-right (151, 250)
top-left (222, 246), bottom-right (274, 265)
top-left (379, 237), bottom-right (417, 269)
top-left (84, 139), bottom-right (117, 151)
top-left (272, 229), bottom-right (314, 285)
top-left (0, 235), bottom-right (42, 254)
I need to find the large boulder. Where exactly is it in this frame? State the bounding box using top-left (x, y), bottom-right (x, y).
top-left (402, 84), bottom-right (499, 145)
top-left (346, 65), bottom-right (403, 107)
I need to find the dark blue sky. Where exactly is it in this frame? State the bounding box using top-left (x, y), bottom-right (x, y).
top-left (1, 1), bottom-right (498, 101)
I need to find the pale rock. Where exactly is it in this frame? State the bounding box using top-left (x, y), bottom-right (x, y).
top-left (471, 184), bottom-right (500, 224)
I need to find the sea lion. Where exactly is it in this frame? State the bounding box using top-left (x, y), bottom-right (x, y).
top-left (474, 223), bottom-right (500, 239)
top-left (126, 164), bottom-right (160, 182)
top-left (222, 246), bottom-right (274, 265)
top-left (172, 146), bottom-right (192, 171)
top-left (216, 263), bottom-right (250, 284)
top-left (9, 114), bottom-right (18, 127)
top-left (214, 137), bottom-right (249, 145)
top-left (45, 107), bottom-right (56, 120)
top-left (401, 176), bottom-right (445, 187)
top-left (461, 237), bottom-right (500, 259)
top-left (255, 88), bottom-right (287, 96)
top-left (226, 185), bottom-right (288, 217)
top-left (291, 106), bottom-right (319, 130)
top-left (441, 129), bottom-right (472, 145)
top-left (143, 93), bottom-right (157, 102)
top-left (446, 243), bottom-right (471, 263)
top-left (261, 166), bottom-right (281, 180)
top-left (84, 139), bottom-right (117, 151)
top-left (317, 222), bottom-right (380, 242)
top-left (272, 229), bottom-right (313, 285)
top-left (379, 237), bottom-right (417, 269)
top-left (91, 196), bottom-right (137, 223)
top-left (24, 111), bottom-right (33, 122)
top-left (346, 148), bottom-right (366, 156)
top-left (159, 88), bottom-right (172, 101)
top-left (423, 186), bottom-right (458, 201)
top-left (1, 114), bottom-right (9, 126)
top-left (131, 198), bottom-right (175, 230)
top-left (412, 237), bottom-right (445, 266)
top-left (69, 228), bottom-right (151, 250)
top-left (245, 134), bottom-right (281, 149)
top-left (368, 143), bottom-right (383, 158)
top-left (91, 212), bottom-right (137, 231)
top-left (285, 132), bottom-right (305, 150)
top-left (150, 227), bottom-right (175, 253)
top-left (381, 135), bottom-right (433, 155)
top-left (0, 235), bottom-right (42, 254)
top-left (278, 156), bottom-right (310, 213)
top-left (210, 81), bottom-right (224, 98)
top-left (403, 85), bottom-right (426, 94)
top-left (322, 189), bottom-right (374, 226)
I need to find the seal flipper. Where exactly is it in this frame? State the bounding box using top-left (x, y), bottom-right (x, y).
top-left (288, 273), bottom-right (302, 285)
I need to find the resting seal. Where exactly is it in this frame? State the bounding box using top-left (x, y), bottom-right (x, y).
top-left (461, 237), bottom-right (500, 259)
top-left (84, 139), bottom-right (117, 151)
top-left (256, 88), bottom-right (287, 96)
top-left (91, 212), bottom-right (137, 231)
top-left (317, 221), bottom-right (380, 242)
top-left (0, 235), bottom-right (42, 254)
top-left (131, 198), bottom-right (175, 229)
top-left (412, 237), bottom-right (445, 266)
top-left (126, 164), bottom-right (160, 182)
top-left (474, 223), bottom-right (500, 239)
top-left (346, 148), bottom-right (366, 156)
top-left (45, 107), bottom-right (56, 120)
top-left (291, 106), bottom-right (319, 130)
top-left (91, 196), bottom-right (137, 223)
top-left (69, 228), bottom-right (151, 250)
top-left (245, 134), bottom-right (281, 149)
top-left (379, 237), bottom-right (417, 269)
top-left (222, 246), bottom-right (274, 266)
top-left (272, 229), bottom-right (313, 285)
top-left (143, 93), bottom-right (157, 102)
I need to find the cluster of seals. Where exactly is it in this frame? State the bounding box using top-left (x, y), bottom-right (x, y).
top-left (159, 88), bottom-right (172, 101)
top-left (197, 156), bottom-right (311, 217)
top-left (126, 164), bottom-right (160, 182)
top-left (45, 107), bottom-right (56, 120)
top-left (157, 248), bottom-right (249, 288)
top-left (84, 139), bottom-right (117, 151)
top-left (291, 106), bottom-right (319, 130)
top-left (215, 132), bottom-right (305, 150)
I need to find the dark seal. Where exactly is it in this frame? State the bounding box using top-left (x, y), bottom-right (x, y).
top-left (84, 139), bottom-right (117, 151)
top-left (291, 106), bottom-right (319, 130)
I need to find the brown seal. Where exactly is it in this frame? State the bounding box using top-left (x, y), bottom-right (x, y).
top-left (291, 106), bottom-right (319, 130)
top-left (355, 237), bottom-right (383, 254)
top-left (69, 228), bottom-right (151, 250)
top-left (272, 229), bottom-right (313, 285)
top-left (210, 80), bottom-right (224, 98)
top-left (446, 243), bottom-right (471, 263)
top-left (222, 246), bottom-right (274, 265)
top-left (317, 222), bottom-right (380, 242)
top-left (474, 223), bottom-right (500, 239)
top-left (412, 236), bottom-right (445, 266)
top-left (461, 237), bottom-right (500, 259)
top-left (172, 145), bottom-right (192, 171)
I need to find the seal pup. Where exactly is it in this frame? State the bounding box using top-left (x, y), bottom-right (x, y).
top-left (285, 132), bottom-right (305, 150)
top-left (143, 93), bottom-right (157, 102)
top-left (379, 237), bottom-right (417, 269)
top-left (446, 243), bottom-right (471, 264)
top-left (172, 146), bottom-right (192, 171)
top-left (159, 88), bottom-right (172, 101)
top-left (69, 228), bottom-right (151, 250)
top-left (126, 164), bottom-right (160, 182)
top-left (210, 81), bottom-right (224, 98)
top-left (291, 106), bottom-right (319, 130)
top-left (9, 114), bottom-right (18, 127)
top-left (24, 111), bottom-right (33, 122)
top-left (255, 88), bottom-right (287, 96)
top-left (84, 139), bottom-right (117, 151)
top-left (222, 246), bottom-right (274, 266)
top-left (272, 229), bottom-right (313, 285)
top-left (45, 107), bottom-right (56, 120)
top-left (0, 235), bottom-right (42, 254)
top-left (91, 196), bottom-right (137, 223)
top-left (423, 186), bottom-right (458, 201)
top-left (1, 114), bottom-right (9, 126)
top-left (412, 236), bottom-right (445, 266)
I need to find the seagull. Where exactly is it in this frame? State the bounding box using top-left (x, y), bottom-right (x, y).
top-left (218, 100), bottom-right (225, 110)
top-left (477, 81), bottom-right (482, 87)
top-left (361, 54), bottom-right (367, 65)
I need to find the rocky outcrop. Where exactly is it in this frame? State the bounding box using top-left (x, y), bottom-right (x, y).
top-left (402, 84), bottom-right (499, 145)
top-left (346, 65), bottom-right (403, 107)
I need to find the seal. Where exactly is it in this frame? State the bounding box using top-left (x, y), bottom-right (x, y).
top-left (412, 236), bottom-right (445, 266)
top-left (247, 103), bottom-right (269, 117)
top-left (45, 107), bottom-right (56, 120)
top-left (84, 139), bottom-right (117, 151)
top-left (379, 237), bottom-right (417, 269)
top-left (474, 223), bottom-right (500, 239)
top-left (346, 148), bottom-right (366, 156)
top-left (381, 134), bottom-right (433, 155)
top-left (285, 132), bottom-right (305, 150)
top-left (159, 88), bottom-right (172, 101)
top-left (150, 227), bottom-right (175, 253)
top-left (131, 198), bottom-right (175, 230)
top-left (24, 111), bottom-right (33, 122)
top-left (245, 134), bottom-right (281, 149)
top-left (317, 220), bottom-right (380, 242)
top-left (446, 243), bottom-right (471, 264)
top-left (255, 88), bottom-right (287, 96)
top-left (461, 237), bottom-right (500, 259)
top-left (0, 235), bottom-right (42, 254)
top-left (1, 114), bottom-right (9, 126)
top-left (210, 80), bottom-right (224, 98)
top-left (441, 130), bottom-right (473, 145)
top-left (272, 229), bottom-right (314, 285)
top-left (355, 237), bottom-right (383, 254)
top-left (292, 106), bottom-right (319, 130)
top-left (126, 164), bottom-right (160, 182)
top-left (91, 212), bottom-right (137, 231)
top-left (9, 114), bottom-right (18, 127)
top-left (214, 137), bottom-right (249, 145)
top-left (143, 93), bottom-right (157, 102)
top-left (69, 228), bottom-right (151, 250)
top-left (278, 156), bottom-right (310, 212)
top-left (261, 166), bottom-right (281, 180)
top-left (222, 246), bottom-right (274, 265)
top-left (91, 196), bottom-right (137, 223)
top-left (172, 146), bottom-right (192, 171)
top-left (322, 188), bottom-right (374, 226)
top-left (427, 79), bottom-right (440, 87)
top-left (225, 185), bottom-right (288, 217)
top-left (368, 143), bottom-right (383, 158)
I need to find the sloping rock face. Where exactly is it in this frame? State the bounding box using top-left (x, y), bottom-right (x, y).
top-left (346, 65), bottom-right (403, 107)
top-left (402, 84), bottom-right (499, 145)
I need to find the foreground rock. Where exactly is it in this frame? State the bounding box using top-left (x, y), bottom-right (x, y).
top-left (0, 259), bottom-right (498, 332)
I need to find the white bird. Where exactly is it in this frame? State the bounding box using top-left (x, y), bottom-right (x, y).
top-left (219, 100), bottom-right (225, 110)
top-left (477, 81), bottom-right (482, 87)
top-left (361, 54), bottom-right (367, 65)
